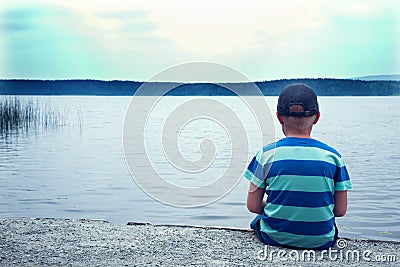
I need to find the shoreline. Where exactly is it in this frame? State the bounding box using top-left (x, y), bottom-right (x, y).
top-left (1, 217), bottom-right (399, 266)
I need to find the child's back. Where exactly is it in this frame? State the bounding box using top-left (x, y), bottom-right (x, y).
top-left (245, 84), bottom-right (352, 250)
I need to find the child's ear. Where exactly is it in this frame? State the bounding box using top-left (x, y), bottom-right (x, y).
top-left (313, 112), bottom-right (321, 124)
top-left (276, 112), bottom-right (284, 124)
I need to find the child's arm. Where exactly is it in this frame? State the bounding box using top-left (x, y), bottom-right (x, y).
top-left (333, 190), bottom-right (348, 217)
top-left (247, 183), bottom-right (266, 214)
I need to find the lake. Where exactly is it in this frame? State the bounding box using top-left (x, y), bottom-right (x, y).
top-left (0, 96), bottom-right (399, 241)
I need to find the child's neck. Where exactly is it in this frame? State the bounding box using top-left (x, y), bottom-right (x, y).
top-left (285, 133), bottom-right (312, 139)
top-left (282, 126), bottom-right (313, 139)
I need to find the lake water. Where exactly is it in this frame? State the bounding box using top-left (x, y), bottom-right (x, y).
top-left (0, 96), bottom-right (399, 242)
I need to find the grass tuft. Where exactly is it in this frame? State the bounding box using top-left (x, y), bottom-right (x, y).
top-left (0, 96), bottom-right (65, 136)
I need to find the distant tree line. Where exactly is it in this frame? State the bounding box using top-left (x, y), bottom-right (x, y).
top-left (0, 79), bottom-right (399, 96)
top-left (255, 78), bottom-right (400, 96)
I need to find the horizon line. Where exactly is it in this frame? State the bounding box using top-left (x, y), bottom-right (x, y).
top-left (1, 74), bottom-right (400, 83)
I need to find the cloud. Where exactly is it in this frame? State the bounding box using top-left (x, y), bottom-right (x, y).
top-left (1, 22), bottom-right (30, 32)
top-left (1, 7), bottom-right (41, 20)
top-left (0, 7), bottom-right (39, 32)
top-left (0, 0), bottom-right (399, 80)
top-left (0, 2), bottom-right (181, 79)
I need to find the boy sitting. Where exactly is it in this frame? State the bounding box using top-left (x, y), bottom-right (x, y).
top-left (244, 83), bottom-right (352, 250)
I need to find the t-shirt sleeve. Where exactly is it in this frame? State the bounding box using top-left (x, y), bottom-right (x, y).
top-left (335, 159), bottom-right (352, 191)
top-left (243, 149), bottom-right (268, 188)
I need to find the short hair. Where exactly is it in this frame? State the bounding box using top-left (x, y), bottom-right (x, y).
top-left (281, 104), bottom-right (316, 130)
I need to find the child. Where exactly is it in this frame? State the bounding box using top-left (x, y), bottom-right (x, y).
top-left (244, 83), bottom-right (352, 250)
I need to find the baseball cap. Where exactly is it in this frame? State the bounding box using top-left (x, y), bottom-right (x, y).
top-left (277, 83), bottom-right (319, 117)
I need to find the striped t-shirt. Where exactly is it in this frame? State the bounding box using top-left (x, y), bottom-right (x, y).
top-left (244, 137), bottom-right (352, 249)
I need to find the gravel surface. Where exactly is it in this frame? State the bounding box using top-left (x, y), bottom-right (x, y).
top-left (0, 218), bottom-right (399, 266)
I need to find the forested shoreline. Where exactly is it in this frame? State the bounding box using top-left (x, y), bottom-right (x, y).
top-left (0, 78), bottom-right (399, 96)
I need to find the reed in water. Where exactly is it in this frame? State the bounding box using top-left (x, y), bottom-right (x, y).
top-left (0, 96), bottom-right (65, 135)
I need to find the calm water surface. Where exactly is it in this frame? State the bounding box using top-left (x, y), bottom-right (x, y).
top-left (0, 96), bottom-right (399, 241)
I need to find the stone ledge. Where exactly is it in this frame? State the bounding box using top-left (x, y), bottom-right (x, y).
top-left (1, 218), bottom-right (398, 266)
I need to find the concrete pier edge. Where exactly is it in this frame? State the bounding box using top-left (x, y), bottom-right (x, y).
top-left (1, 217), bottom-right (399, 266)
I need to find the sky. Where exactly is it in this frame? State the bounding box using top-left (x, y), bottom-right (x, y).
top-left (0, 0), bottom-right (399, 81)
